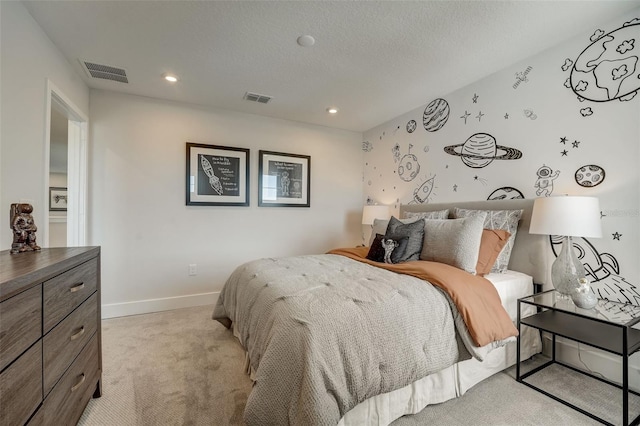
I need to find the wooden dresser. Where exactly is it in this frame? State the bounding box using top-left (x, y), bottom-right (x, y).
top-left (0, 247), bottom-right (102, 426)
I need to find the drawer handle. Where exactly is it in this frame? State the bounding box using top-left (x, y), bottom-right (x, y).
top-left (70, 326), bottom-right (85, 341)
top-left (69, 282), bottom-right (85, 293)
top-left (71, 373), bottom-right (85, 392)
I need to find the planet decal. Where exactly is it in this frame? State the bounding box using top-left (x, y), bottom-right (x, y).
top-left (444, 133), bottom-right (523, 169)
top-left (398, 154), bottom-right (420, 182)
top-left (575, 165), bottom-right (605, 187)
top-left (571, 22), bottom-right (640, 102)
top-left (487, 187), bottom-right (525, 201)
top-left (423, 98), bottom-right (450, 132)
top-left (406, 120), bottom-right (417, 133)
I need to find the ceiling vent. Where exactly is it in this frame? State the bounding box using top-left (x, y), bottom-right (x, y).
top-left (80, 60), bottom-right (129, 84)
top-left (243, 92), bottom-right (272, 104)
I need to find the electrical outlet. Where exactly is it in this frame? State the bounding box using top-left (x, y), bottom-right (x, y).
top-left (188, 264), bottom-right (197, 276)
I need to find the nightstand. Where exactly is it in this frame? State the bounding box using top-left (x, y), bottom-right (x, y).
top-left (517, 290), bottom-right (640, 425)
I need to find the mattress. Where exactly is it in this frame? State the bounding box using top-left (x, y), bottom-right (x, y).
top-left (338, 270), bottom-right (541, 426)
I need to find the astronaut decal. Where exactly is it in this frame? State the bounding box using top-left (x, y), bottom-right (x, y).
top-left (281, 171), bottom-right (290, 197)
top-left (534, 165), bottom-right (560, 197)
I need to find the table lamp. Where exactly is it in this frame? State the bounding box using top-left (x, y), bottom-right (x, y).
top-left (529, 196), bottom-right (602, 295)
top-left (362, 205), bottom-right (390, 245)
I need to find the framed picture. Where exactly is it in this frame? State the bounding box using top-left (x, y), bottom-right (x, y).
top-left (186, 143), bottom-right (250, 206)
top-left (49, 187), bottom-right (68, 211)
top-left (258, 150), bottom-right (310, 207)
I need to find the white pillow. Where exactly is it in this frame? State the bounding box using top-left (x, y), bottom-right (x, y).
top-left (420, 213), bottom-right (486, 274)
top-left (454, 208), bottom-right (523, 273)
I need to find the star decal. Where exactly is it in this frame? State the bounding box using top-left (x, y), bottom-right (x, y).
top-left (613, 232), bottom-right (622, 240)
top-left (476, 111), bottom-right (484, 121)
top-left (472, 93), bottom-right (479, 103)
top-left (561, 149), bottom-right (568, 156)
top-left (504, 113), bottom-right (509, 119)
top-left (572, 140), bottom-right (580, 148)
top-left (560, 137), bottom-right (567, 144)
top-left (453, 184), bottom-right (458, 192)
top-left (460, 110), bottom-right (471, 124)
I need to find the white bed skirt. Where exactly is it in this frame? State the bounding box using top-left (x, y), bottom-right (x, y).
top-left (338, 324), bottom-right (541, 426)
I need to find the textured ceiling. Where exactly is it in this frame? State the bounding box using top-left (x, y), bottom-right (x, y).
top-left (23, 1), bottom-right (640, 132)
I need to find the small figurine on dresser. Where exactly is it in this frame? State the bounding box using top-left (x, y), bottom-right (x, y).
top-left (10, 203), bottom-right (41, 254)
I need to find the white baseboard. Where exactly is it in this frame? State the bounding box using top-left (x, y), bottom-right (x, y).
top-left (542, 334), bottom-right (640, 391)
top-left (101, 292), bottom-right (219, 319)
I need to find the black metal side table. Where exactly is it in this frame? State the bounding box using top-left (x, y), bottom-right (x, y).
top-left (517, 290), bottom-right (640, 426)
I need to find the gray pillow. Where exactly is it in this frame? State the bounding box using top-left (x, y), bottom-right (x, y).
top-left (420, 214), bottom-right (486, 274)
top-left (453, 208), bottom-right (523, 273)
top-left (402, 209), bottom-right (450, 220)
top-left (370, 216), bottom-right (423, 246)
top-left (385, 216), bottom-right (425, 262)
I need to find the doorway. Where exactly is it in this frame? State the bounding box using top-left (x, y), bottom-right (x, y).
top-left (45, 80), bottom-right (88, 247)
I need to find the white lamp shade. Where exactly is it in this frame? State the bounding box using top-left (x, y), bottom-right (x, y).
top-left (529, 196), bottom-right (602, 238)
top-left (362, 205), bottom-right (390, 225)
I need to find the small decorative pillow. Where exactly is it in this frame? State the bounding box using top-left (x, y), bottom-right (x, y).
top-left (369, 217), bottom-right (424, 246)
top-left (476, 229), bottom-right (511, 276)
top-left (384, 216), bottom-right (425, 262)
top-left (454, 208), bottom-right (523, 273)
top-left (402, 209), bottom-right (450, 220)
top-left (366, 234), bottom-right (409, 264)
top-left (420, 213), bottom-right (486, 274)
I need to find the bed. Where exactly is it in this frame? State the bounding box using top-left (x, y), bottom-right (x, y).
top-left (213, 199), bottom-right (547, 425)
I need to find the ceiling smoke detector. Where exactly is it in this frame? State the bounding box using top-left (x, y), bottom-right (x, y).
top-left (243, 92), bottom-right (272, 104)
top-left (80, 59), bottom-right (128, 83)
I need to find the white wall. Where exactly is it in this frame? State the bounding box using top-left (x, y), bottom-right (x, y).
top-left (0, 1), bottom-right (89, 250)
top-left (363, 8), bottom-right (640, 296)
top-left (89, 91), bottom-right (363, 317)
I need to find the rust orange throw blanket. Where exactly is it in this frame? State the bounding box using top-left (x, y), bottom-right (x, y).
top-left (328, 247), bottom-right (518, 347)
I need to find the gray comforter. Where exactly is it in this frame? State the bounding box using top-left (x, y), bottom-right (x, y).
top-left (213, 254), bottom-right (479, 426)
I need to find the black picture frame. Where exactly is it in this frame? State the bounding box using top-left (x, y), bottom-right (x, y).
top-left (186, 143), bottom-right (250, 206)
top-left (49, 187), bottom-right (68, 211)
top-left (258, 150), bottom-right (310, 207)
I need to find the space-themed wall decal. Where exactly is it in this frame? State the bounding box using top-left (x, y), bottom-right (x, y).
top-left (523, 109), bottom-right (537, 120)
top-left (561, 149), bottom-right (568, 156)
top-left (460, 111), bottom-right (471, 124)
top-left (392, 143), bottom-right (401, 163)
top-left (422, 98), bottom-right (450, 132)
top-left (410, 175), bottom-right (436, 204)
top-left (561, 59), bottom-right (574, 72)
top-left (513, 66), bottom-right (533, 89)
top-left (570, 22), bottom-right (640, 103)
top-left (473, 175), bottom-right (488, 186)
top-left (580, 107), bottom-right (593, 117)
top-left (504, 113), bottom-right (509, 119)
top-left (406, 120), bottom-right (417, 133)
top-left (487, 187), bottom-right (525, 200)
top-left (362, 141), bottom-right (373, 152)
top-left (590, 29), bottom-right (605, 42)
top-left (398, 144), bottom-right (420, 182)
top-left (443, 133), bottom-right (523, 168)
top-left (550, 236), bottom-right (640, 306)
top-left (472, 93), bottom-right (479, 103)
top-left (476, 111), bottom-right (485, 121)
top-left (613, 232), bottom-right (622, 240)
top-left (572, 140), bottom-right (580, 148)
top-left (575, 164), bottom-right (605, 187)
top-left (534, 165), bottom-right (560, 196)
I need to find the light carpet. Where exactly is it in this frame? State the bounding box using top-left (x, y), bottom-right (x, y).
top-left (79, 305), bottom-right (637, 425)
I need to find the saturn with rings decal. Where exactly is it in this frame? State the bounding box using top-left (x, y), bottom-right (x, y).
top-left (444, 133), bottom-right (522, 168)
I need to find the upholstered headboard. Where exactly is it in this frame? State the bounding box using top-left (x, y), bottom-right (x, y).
top-left (400, 199), bottom-right (550, 287)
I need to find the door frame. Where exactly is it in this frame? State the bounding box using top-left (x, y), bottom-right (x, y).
top-left (44, 79), bottom-right (89, 247)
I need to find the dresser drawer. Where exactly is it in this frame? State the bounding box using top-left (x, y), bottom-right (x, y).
top-left (43, 292), bottom-right (98, 396)
top-left (43, 257), bottom-right (98, 333)
top-left (0, 341), bottom-right (43, 426)
top-left (0, 284), bottom-right (41, 371)
top-left (41, 336), bottom-right (99, 426)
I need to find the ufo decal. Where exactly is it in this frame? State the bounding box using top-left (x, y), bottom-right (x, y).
top-left (444, 133), bottom-right (523, 168)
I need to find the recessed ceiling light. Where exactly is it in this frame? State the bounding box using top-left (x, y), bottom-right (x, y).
top-left (297, 35), bottom-right (315, 47)
top-left (163, 73), bottom-right (179, 83)
top-left (326, 107), bottom-right (339, 114)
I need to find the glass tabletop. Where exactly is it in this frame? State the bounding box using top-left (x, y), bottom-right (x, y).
top-left (521, 290), bottom-right (640, 328)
